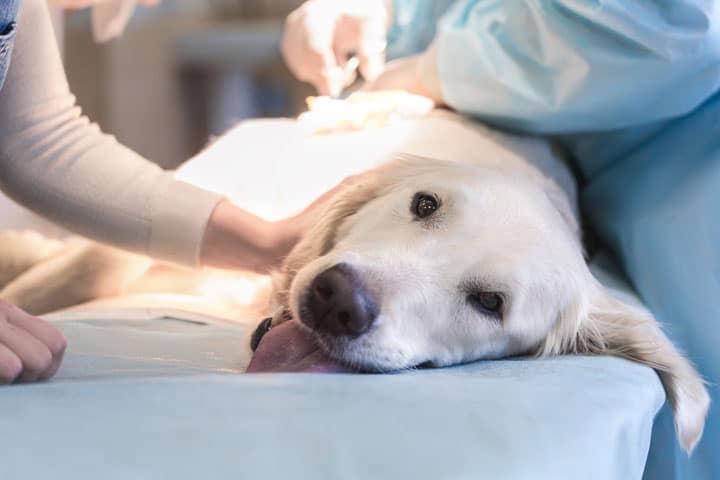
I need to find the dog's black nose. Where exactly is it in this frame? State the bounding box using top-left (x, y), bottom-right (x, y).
top-left (304, 264), bottom-right (378, 337)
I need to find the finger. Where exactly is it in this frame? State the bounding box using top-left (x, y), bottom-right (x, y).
top-left (358, 51), bottom-right (385, 82)
top-left (355, 12), bottom-right (387, 82)
top-left (38, 349), bottom-right (63, 381)
top-left (5, 307), bottom-right (66, 380)
top-left (314, 73), bottom-right (333, 96)
top-left (316, 60), bottom-right (345, 97)
top-left (0, 315), bottom-right (53, 383)
top-left (285, 38), bottom-right (343, 96)
top-left (5, 305), bottom-right (66, 359)
top-left (333, 15), bottom-right (385, 85)
top-left (0, 343), bottom-right (22, 384)
top-left (285, 3), bottom-right (344, 95)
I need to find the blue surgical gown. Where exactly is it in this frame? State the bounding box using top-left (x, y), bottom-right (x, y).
top-left (387, 1), bottom-right (720, 479)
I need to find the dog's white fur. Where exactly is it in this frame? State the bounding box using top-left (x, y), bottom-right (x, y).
top-left (0, 111), bottom-right (708, 453)
top-left (268, 113), bottom-right (709, 454)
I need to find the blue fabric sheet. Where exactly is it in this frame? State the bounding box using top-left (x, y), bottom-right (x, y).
top-left (1, 343), bottom-right (662, 480)
top-left (0, 257), bottom-right (670, 480)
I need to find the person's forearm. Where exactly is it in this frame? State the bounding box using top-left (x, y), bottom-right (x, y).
top-left (0, 0), bottom-right (223, 266)
top-left (200, 200), bottom-right (299, 273)
top-left (200, 174), bottom-right (361, 273)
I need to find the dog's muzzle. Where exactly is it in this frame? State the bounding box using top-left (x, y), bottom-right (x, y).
top-left (301, 263), bottom-right (379, 338)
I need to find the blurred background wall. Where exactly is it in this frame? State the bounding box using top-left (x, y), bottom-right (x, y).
top-left (58, 1), bottom-right (313, 169)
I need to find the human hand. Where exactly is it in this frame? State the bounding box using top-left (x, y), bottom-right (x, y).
top-left (271, 174), bottom-right (362, 258)
top-left (0, 301), bottom-right (66, 384)
top-left (200, 176), bottom-right (360, 273)
top-left (49, 0), bottom-right (160, 10)
top-left (282, 0), bottom-right (390, 96)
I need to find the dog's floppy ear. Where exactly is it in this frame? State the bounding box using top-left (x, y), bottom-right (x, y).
top-left (271, 175), bottom-right (384, 310)
top-left (539, 283), bottom-right (710, 454)
top-left (541, 177), bottom-right (580, 238)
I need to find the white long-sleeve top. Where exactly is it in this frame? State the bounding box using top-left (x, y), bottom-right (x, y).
top-left (0, 0), bottom-right (224, 266)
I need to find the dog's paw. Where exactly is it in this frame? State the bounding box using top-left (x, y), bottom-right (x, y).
top-left (250, 317), bottom-right (273, 352)
top-left (0, 231), bottom-right (64, 290)
top-left (250, 309), bottom-right (293, 352)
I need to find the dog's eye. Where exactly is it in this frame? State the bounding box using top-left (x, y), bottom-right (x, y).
top-left (411, 192), bottom-right (439, 219)
top-left (467, 292), bottom-right (504, 317)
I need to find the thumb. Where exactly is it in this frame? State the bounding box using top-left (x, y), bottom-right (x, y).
top-left (314, 50), bottom-right (345, 96)
top-left (316, 67), bottom-right (346, 97)
top-left (356, 15), bottom-right (387, 82)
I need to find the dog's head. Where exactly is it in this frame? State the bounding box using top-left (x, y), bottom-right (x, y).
top-left (271, 155), bottom-right (708, 453)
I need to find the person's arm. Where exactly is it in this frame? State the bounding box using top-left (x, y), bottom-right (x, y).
top-left (0, 0), bottom-right (305, 271)
top-left (378, 0), bottom-right (720, 134)
top-left (0, 0), bottom-right (220, 266)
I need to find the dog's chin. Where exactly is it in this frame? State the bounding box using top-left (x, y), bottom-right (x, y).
top-left (293, 298), bottom-right (437, 372)
top-left (311, 332), bottom-right (435, 372)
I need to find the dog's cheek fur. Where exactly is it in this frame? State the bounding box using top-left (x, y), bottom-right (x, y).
top-left (537, 280), bottom-right (710, 454)
top-left (269, 175), bottom-right (387, 324)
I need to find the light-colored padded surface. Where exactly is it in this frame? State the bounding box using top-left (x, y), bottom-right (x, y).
top-left (2, 344), bottom-right (662, 480)
top-left (0, 270), bottom-right (666, 480)
top-left (54, 317), bottom-right (252, 380)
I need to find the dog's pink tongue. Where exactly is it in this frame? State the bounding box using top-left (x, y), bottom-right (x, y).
top-left (246, 320), bottom-right (355, 373)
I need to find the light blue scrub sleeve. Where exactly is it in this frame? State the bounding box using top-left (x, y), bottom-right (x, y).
top-left (428, 0), bottom-right (720, 134)
top-left (386, 0), bottom-right (456, 59)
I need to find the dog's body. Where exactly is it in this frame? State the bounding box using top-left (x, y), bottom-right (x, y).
top-left (0, 110), bottom-right (708, 452)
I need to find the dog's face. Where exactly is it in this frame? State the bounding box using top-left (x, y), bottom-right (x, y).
top-left (286, 159), bottom-right (586, 370)
top-left (270, 156), bottom-right (707, 453)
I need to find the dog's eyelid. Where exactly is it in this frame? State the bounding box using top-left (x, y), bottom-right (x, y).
top-left (465, 291), bottom-right (506, 320)
top-left (460, 279), bottom-right (509, 316)
top-left (460, 278), bottom-right (506, 296)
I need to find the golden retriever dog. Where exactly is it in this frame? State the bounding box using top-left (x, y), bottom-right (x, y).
top-left (0, 107), bottom-right (709, 453)
top-left (262, 112), bottom-right (709, 454)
